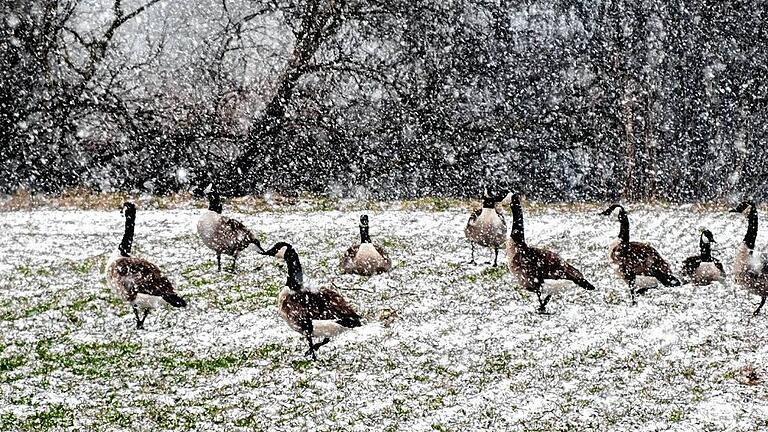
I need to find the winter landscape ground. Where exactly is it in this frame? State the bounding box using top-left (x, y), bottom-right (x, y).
top-left (0, 197), bottom-right (767, 431)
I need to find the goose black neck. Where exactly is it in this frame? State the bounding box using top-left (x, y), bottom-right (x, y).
top-left (359, 225), bottom-right (371, 243)
top-left (119, 214), bottom-right (135, 257)
top-left (284, 247), bottom-right (304, 290)
top-left (510, 198), bottom-right (525, 245)
top-left (207, 192), bottom-right (222, 214)
top-left (744, 206), bottom-right (758, 249)
top-left (699, 237), bottom-right (712, 261)
top-left (618, 211), bottom-right (630, 243)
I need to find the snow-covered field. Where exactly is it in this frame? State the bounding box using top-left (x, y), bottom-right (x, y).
top-left (1, 202), bottom-right (767, 431)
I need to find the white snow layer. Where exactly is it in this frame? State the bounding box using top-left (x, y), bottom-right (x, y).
top-left (0, 205), bottom-right (766, 431)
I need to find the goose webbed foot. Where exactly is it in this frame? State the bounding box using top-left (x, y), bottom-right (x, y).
top-left (536, 292), bottom-right (552, 314)
top-left (312, 338), bottom-right (330, 352)
top-left (304, 335), bottom-right (327, 361)
top-left (304, 347), bottom-right (318, 360)
top-left (133, 306), bottom-right (149, 330)
top-left (635, 286), bottom-right (651, 296)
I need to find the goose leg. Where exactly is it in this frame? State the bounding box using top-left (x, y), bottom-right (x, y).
top-left (493, 248), bottom-right (499, 267)
top-left (138, 309), bottom-right (150, 329)
top-left (469, 244), bottom-right (476, 264)
top-left (216, 253), bottom-right (222, 272)
top-left (624, 274), bottom-right (638, 305)
top-left (230, 252), bottom-right (238, 272)
top-left (304, 335), bottom-right (318, 361)
top-left (312, 337), bottom-right (331, 352)
top-left (753, 296), bottom-right (767, 317)
top-left (132, 305), bottom-right (143, 329)
top-left (535, 289), bottom-right (552, 314)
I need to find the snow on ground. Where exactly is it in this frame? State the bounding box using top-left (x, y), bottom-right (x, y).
top-left (0, 202), bottom-right (767, 431)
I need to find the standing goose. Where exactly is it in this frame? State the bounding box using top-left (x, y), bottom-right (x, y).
top-left (681, 229), bottom-right (726, 285)
top-left (506, 195), bottom-right (595, 313)
top-left (197, 184), bottom-right (263, 271)
top-left (465, 191), bottom-right (508, 266)
top-left (106, 202), bottom-right (187, 329)
top-left (261, 242), bottom-right (362, 360)
top-left (601, 204), bottom-right (681, 305)
top-left (730, 201), bottom-right (768, 316)
top-left (340, 215), bottom-right (392, 276)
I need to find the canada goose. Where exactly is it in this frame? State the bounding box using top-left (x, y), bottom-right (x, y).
top-left (465, 192), bottom-right (508, 266)
top-left (729, 201), bottom-right (768, 316)
top-left (681, 229), bottom-right (726, 285)
top-left (506, 195), bottom-right (595, 313)
top-left (261, 242), bottom-right (362, 359)
top-left (105, 202), bottom-right (187, 329)
top-left (340, 215), bottom-right (392, 276)
top-left (197, 184), bottom-right (263, 271)
top-left (601, 204), bottom-right (681, 305)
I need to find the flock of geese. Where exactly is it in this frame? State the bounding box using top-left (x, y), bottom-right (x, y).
top-left (104, 186), bottom-right (768, 360)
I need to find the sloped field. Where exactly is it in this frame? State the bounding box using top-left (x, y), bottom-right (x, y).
top-left (0, 203), bottom-right (766, 431)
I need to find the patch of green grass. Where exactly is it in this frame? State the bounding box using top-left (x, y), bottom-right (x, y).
top-left (68, 256), bottom-right (101, 275)
top-left (587, 347), bottom-right (607, 360)
top-left (481, 265), bottom-right (506, 279)
top-left (681, 367), bottom-right (695, 380)
top-left (0, 354), bottom-right (27, 382)
top-left (669, 409), bottom-right (683, 422)
top-left (16, 404), bottom-right (75, 431)
top-left (291, 359), bottom-right (312, 371)
top-left (234, 413), bottom-right (265, 429)
top-left (15, 263), bottom-right (54, 278)
top-left (165, 343), bottom-right (287, 374)
top-left (380, 238), bottom-right (400, 249)
top-left (180, 261), bottom-right (215, 277)
top-left (35, 339), bottom-right (142, 378)
top-left (94, 408), bottom-right (133, 428)
top-left (179, 352), bottom-right (250, 374)
top-left (484, 352), bottom-right (513, 373)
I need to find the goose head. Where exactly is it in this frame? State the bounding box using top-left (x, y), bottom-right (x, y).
top-left (600, 204), bottom-right (626, 219)
top-left (729, 201), bottom-right (755, 215)
top-left (121, 201), bottom-right (136, 218)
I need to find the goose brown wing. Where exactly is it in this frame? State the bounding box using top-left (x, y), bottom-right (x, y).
top-left (528, 247), bottom-right (583, 280)
top-left (340, 245), bottom-right (360, 271)
top-left (682, 255), bottom-right (702, 277)
top-left (465, 208), bottom-right (482, 228)
top-left (624, 242), bottom-right (673, 274)
top-left (111, 257), bottom-right (176, 298)
top-left (286, 289), bottom-right (361, 327)
top-left (221, 216), bottom-right (255, 243)
top-left (374, 244), bottom-right (391, 262)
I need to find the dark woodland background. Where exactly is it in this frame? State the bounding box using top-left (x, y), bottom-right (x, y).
top-left (1, 0), bottom-right (767, 201)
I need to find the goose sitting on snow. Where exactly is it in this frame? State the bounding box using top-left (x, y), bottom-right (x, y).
top-left (506, 194), bottom-right (595, 314)
top-left (730, 201), bottom-right (768, 316)
top-left (106, 202), bottom-right (187, 329)
top-left (197, 184), bottom-right (263, 271)
top-left (465, 191), bottom-right (508, 266)
top-left (681, 229), bottom-right (725, 285)
top-left (261, 242), bottom-right (362, 360)
top-left (601, 204), bottom-right (681, 305)
top-left (340, 215), bottom-right (392, 276)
